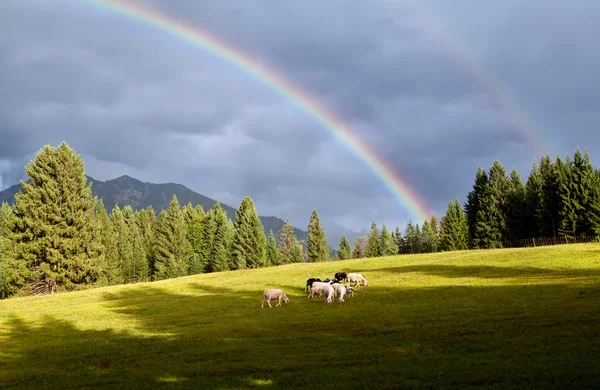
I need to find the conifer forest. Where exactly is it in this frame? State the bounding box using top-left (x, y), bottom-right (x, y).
top-left (0, 142), bottom-right (599, 299)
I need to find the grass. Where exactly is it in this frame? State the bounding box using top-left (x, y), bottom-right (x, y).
top-left (1, 243), bottom-right (600, 389)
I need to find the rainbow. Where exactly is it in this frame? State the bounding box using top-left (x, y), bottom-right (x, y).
top-left (385, 1), bottom-right (547, 157)
top-left (84, 0), bottom-right (434, 221)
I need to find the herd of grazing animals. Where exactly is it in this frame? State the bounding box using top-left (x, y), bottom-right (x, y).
top-left (261, 271), bottom-right (369, 308)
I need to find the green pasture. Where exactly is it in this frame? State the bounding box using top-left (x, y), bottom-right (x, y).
top-left (1, 243), bottom-right (600, 388)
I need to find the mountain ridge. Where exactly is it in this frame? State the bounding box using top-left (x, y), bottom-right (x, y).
top-left (0, 174), bottom-right (336, 254)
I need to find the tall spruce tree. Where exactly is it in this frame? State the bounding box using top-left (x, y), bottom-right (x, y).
top-left (394, 227), bottom-right (405, 254)
top-left (0, 202), bottom-right (20, 297)
top-left (306, 209), bottom-right (329, 262)
top-left (588, 167), bottom-right (600, 238)
top-left (581, 150), bottom-right (600, 236)
top-left (202, 203), bottom-right (231, 273)
top-left (474, 160), bottom-right (510, 248)
top-left (524, 161), bottom-right (543, 238)
top-left (337, 235), bottom-right (352, 260)
top-left (464, 167), bottom-right (488, 248)
top-left (153, 195), bottom-right (192, 279)
top-left (421, 220), bottom-right (438, 253)
top-left (558, 155), bottom-right (578, 238)
top-left (230, 197), bottom-right (267, 269)
top-left (440, 197), bottom-right (469, 251)
top-left (185, 206), bottom-right (205, 274)
top-left (266, 229), bottom-right (280, 266)
top-left (95, 199), bottom-right (119, 285)
top-left (0, 234), bottom-right (7, 299)
top-left (129, 217), bottom-right (149, 282)
top-left (138, 206), bottom-right (157, 277)
top-left (351, 235), bottom-right (366, 259)
top-left (506, 168), bottom-right (526, 241)
top-left (110, 206), bottom-right (130, 284)
top-left (364, 222), bottom-right (380, 257)
top-left (9, 142), bottom-right (102, 294)
top-left (277, 218), bottom-right (302, 263)
top-left (379, 224), bottom-right (398, 256)
top-left (402, 220), bottom-right (416, 254)
top-left (538, 154), bottom-right (561, 237)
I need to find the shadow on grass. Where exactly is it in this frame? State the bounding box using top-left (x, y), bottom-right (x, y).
top-left (353, 264), bottom-right (600, 280)
top-left (2, 278), bottom-right (600, 388)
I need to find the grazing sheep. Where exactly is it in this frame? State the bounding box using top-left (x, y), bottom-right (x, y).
top-left (261, 289), bottom-right (289, 308)
top-left (346, 286), bottom-right (355, 297)
top-left (334, 272), bottom-right (347, 282)
top-left (305, 277), bottom-right (322, 291)
top-left (346, 273), bottom-right (368, 288)
top-left (332, 283), bottom-right (347, 302)
top-left (323, 277), bottom-right (341, 284)
top-left (308, 282), bottom-right (330, 298)
top-left (323, 284), bottom-right (335, 303)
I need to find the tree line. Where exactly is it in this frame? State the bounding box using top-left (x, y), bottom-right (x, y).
top-left (341, 147), bottom-right (600, 259)
top-left (1, 142), bottom-right (598, 299)
top-left (0, 143), bottom-right (333, 299)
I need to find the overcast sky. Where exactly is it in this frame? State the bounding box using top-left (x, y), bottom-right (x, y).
top-left (1, 0), bottom-right (599, 244)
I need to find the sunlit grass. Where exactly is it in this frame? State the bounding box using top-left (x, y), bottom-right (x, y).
top-left (1, 243), bottom-right (600, 388)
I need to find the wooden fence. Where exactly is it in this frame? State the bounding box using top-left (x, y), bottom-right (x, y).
top-left (502, 235), bottom-right (599, 249)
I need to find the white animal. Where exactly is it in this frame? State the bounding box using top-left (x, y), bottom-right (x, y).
top-left (261, 289), bottom-right (289, 308)
top-left (346, 286), bottom-right (355, 297)
top-left (346, 273), bottom-right (368, 288)
top-left (332, 283), bottom-right (347, 302)
top-left (323, 284), bottom-right (335, 303)
top-left (308, 281), bottom-right (331, 298)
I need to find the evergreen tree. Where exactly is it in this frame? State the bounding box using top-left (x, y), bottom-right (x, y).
top-left (138, 206), bottom-right (157, 277)
top-left (394, 227), bottom-right (405, 254)
top-left (95, 199), bottom-right (119, 285)
top-left (129, 219), bottom-right (149, 282)
top-left (421, 220), bottom-right (438, 253)
top-left (266, 229), bottom-right (280, 266)
top-left (230, 197), bottom-right (267, 269)
top-left (9, 142), bottom-right (102, 294)
top-left (203, 203), bottom-right (231, 273)
top-left (474, 160), bottom-right (510, 248)
top-left (506, 168), bottom-right (526, 241)
top-left (581, 150), bottom-right (600, 236)
top-left (558, 155), bottom-right (577, 238)
top-left (589, 167), bottom-right (600, 238)
top-left (524, 161), bottom-right (543, 238)
top-left (277, 218), bottom-right (302, 263)
top-left (185, 206), bottom-right (205, 275)
top-left (440, 197), bottom-right (469, 251)
top-left (365, 222), bottom-right (380, 257)
top-left (378, 224), bottom-right (398, 256)
top-left (351, 235), bottom-right (366, 259)
top-left (430, 216), bottom-right (440, 238)
top-left (0, 234), bottom-right (7, 299)
top-left (153, 195), bottom-right (192, 279)
top-left (337, 235), bottom-right (352, 260)
top-left (539, 154), bottom-right (561, 237)
top-left (110, 206), bottom-right (130, 284)
top-left (306, 209), bottom-right (329, 262)
top-left (464, 167), bottom-right (488, 248)
top-left (413, 224), bottom-right (423, 253)
top-left (403, 220), bottom-right (416, 254)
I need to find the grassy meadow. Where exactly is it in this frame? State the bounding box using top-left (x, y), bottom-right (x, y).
top-left (1, 243), bottom-right (600, 389)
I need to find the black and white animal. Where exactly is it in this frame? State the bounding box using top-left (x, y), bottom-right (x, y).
top-left (305, 277), bottom-right (322, 291)
top-left (334, 272), bottom-right (348, 282)
top-left (323, 277), bottom-right (341, 284)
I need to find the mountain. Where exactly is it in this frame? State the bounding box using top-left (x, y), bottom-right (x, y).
top-left (0, 175), bottom-right (336, 255)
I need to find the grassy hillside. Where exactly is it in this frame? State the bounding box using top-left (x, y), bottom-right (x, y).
top-left (1, 243), bottom-right (600, 388)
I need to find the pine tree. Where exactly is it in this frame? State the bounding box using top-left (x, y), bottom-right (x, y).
top-left (464, 167), bottom-right (488, 248)
top-left (138, 206), bottom-right (157, 277)
top-left (403, 220), bottom-right (416, 254)
top-left (0, 234), bottom-right (7, 299)
top-left (95, 199), bottom-right (119, 285)
top-left (277, 218), bottom-right (302, 263)
top-left (581, 149), bottom-right (600, 236)
top-left (337, 235), bottom-right (352, 260)
top-left (558, 155), bottom-right (577, 238)
top-left (524, 161), bottom-right (543, 238)
top-left (266, 229), bottom-right (280, 266)
top-left (506, 168), bottom-right (526, 241)
top-left (185, 206), bottom-right (205, 275)
top-left (364, 222), bottom-right (380, 257)
top-left (474, 160), bottom-right (510, 248)
top-left (129, 218), bottom-right (149, 282)
top-left (110, 206), bottom-right (130, 284)
top-left (9, 142), bottom-right (102, 294)
top-left (413, 224), bottom-right (423, 253)
top-left (588, 167), bottom-right (600, 238)
top-left (203, 203), bottom-right (231, 273)
top-left (394, 227), bottom-right (405, 254)
top-left (153, 195), bottom-right (192, 279)
top-left (430, 216), bottom-right (439, 238)
top-left (421, 220), bottom-right (438, 253)
top-left (306, 209), bottom-right (329, 262)
top-left (539, 154), bottom-right (561, 237)
top-left (440, 197), bottom-right (469, 251)
top-left (351, 235), bottom-right (366, 259)
top-left (230, 197), bottom-right (267, 269)
top-left (378, 224), bottom-right (398, 256)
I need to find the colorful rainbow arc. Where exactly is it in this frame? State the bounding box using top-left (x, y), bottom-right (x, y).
top-left (85, 0), bottom-right (434, 221)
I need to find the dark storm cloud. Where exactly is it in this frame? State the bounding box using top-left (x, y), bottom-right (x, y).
top-left (2, 0), bottom-right (600, 243)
